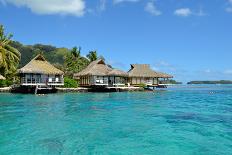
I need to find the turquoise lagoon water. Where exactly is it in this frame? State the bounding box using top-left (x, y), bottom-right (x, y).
top-left (0, 85), bottom-right (232, 155)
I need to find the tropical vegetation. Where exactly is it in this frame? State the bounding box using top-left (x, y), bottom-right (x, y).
top-left (63, 77), bottom-right (78, 88)
top-left (86, 50), bottom-right (98, 62)
top-left (64, 47), bottom-right (89, 77)
top-left (0, 25), bottom-right (21, 79)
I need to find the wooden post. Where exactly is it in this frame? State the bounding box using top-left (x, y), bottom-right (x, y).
top-left (35, 85), bottom-right (38, 94)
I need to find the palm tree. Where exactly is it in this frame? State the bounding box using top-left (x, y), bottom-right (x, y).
top-left (0, 25), bottom-right (21, 77)
top-left (64, 46), bottom-right (89, 77)
top-left (87, 50), bottom-right (98, 62)
top-left (65, 46), bottom-right (81, 68)
top-left (71, 46), bottom-right (81, 59)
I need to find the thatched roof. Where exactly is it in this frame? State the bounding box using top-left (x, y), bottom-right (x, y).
top-left (128, 64), bottom-right (173, 78)
top-left (74, 59), bottom-right (128, 77)
top-left (0, 74), bottom-right (6, 80)
top-left (74, 59), bottom-right (111, 76)
top-left (128, 64), bottom-right (160, 77)
top-left (18, 54), bottom-right (64, 75)
top-left (108, 69), bottom-right (128, 77)
top-left (157, 72), bottom-right (173, 78)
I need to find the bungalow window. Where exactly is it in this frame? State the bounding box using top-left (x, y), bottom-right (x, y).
top-left (27, 74), bottom-right (32, 83)
top-left (95, 76), bottom-right (104, 84)
top-left (36, 74), bottom-right (41, 83)
top-left (55, 75), bottom-right (60, 83)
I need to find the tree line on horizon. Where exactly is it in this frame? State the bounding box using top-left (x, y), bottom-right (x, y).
top-left (0, 24), bottom-right (104, 87)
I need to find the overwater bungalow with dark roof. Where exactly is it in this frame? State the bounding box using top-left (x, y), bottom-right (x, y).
top-left (17, 54), bottom-right (64, 93)
top-left (73, 59), bottom-right (128, 87)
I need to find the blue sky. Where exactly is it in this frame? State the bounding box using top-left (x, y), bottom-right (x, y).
top-left (0, 0), bottom-right (232, 82)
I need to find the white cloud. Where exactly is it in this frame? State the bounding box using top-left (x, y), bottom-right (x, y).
top-left (152, 60), bottom-right (187, 82)
top-left (224, 70), bottom-right (232, 74)
top-left (155, 61), bottom-right (171, 67)
top-left (174, 8), bottom-right (192, 17)
top-left (98, 0), bottom-right (106, 11)
top-left (153, 61), bottom-right (179, 72)
top-left (195, 8), bottom-right (207, 16)
top-left (226, 7), bottom-right (232, 12)
top-left (204, 69), bottom-right (212, 73)
top-left (226, 0), bottom-right (232, 13)
top-left (87, 0), bottom-right (107, 15)
top-left (113, 0), bottom-right (139, 4)
top-left (3, 0), bottom-right (85, 16)
top-left (194, 69), bottom-right (232, 81)
top-left (0, 0), bottom-right (6, 5)
top-left (145, 1), bottom-right (162, 16)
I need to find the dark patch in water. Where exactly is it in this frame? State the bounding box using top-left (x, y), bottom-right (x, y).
top-left (164, 112), bottom-right (232, 127)
top-left (38, 138), bottom-right (64, 154)
top-left (165, 113), bottom-right (196, 121)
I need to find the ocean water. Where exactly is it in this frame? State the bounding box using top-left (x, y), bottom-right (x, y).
top-left (0, 85), bottom-right (232, 155)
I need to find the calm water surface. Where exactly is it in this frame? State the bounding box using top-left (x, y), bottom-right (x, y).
top-left (0, 85), bottom-right (232, 155)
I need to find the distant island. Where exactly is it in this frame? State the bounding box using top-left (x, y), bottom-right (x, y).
top-left (187, 80), bottom-right (232, 84)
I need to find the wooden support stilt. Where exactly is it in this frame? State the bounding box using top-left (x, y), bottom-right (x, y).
top-left (35, 85), bottom-right (38, 94)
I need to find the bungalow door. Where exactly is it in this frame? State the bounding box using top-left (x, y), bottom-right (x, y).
top-left (108, 76), bottom-right (114, 87)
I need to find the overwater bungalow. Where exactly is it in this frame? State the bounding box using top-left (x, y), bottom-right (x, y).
top-left (128, 64), bottom-right (173, 87)
top-left (73, 59), bottom-right (128, 87)
top-left (74, 60), bottom-right (173, 89)
top-left (17, 54), bottom-right (64, 93)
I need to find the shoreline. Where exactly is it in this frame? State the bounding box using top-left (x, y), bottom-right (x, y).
top-left (0, 86), bottom-right (146, 94)
top-left (0, 87), bottom-right (11, 93)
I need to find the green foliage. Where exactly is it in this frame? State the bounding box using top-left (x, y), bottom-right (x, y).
top-left (0, 25), bottom-right (21, 78)
top-left (10, 41), bottom-right (69, 67)
top-left (0, 79), bottom-right (13, 87)
top-left (0, 80), bottom-right (6, 87)
top-left (33, 44), bottom-right (56, 52)
top-left (43, 48), bottom-right (69, 65)
top-left (87, 50), bottom-right (98, 62)
top-left (139, 83), bottom-right (147, 88)
top-left (64, 47), bottom-right (89, 77)
top-left (63, 77), bottom-right (78, 88)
